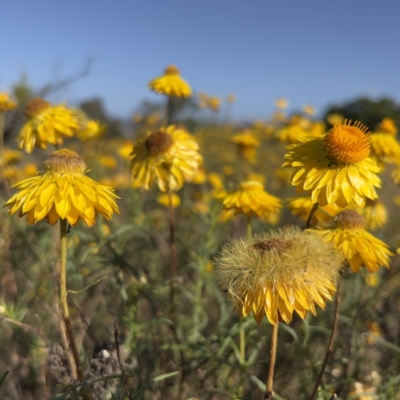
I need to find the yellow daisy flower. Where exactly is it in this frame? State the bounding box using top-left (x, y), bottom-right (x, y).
top-left (4, 148), bottom-right (22, 165)
top-left (0, 93), bottom-right (17, 111)
top-left (283, 120), bottom-right (381, 208)
top-left (148, 65), bottom-right (192, 98)
top-left (77, 120), bottom-right (106, 141)
top-left (370, 118), bottom-right (400, 165)
top-left (275, 115), bottom-right (309, 143)
top-left (157, 192), bottom-right (181, 208)
top-left (4, 149), bottom-right (119, 227)
top-left (274, 98), bottom-right (288, 109)
top-left (17, 98), bottom-right (82, 153)
top-left (302, 104), bottom-right (315, 116)
top-left (130, 125), bottom-right (202, 191)
top-left (287, 196), bottom-right (338, 224)
top-left (231, 131), bottom-right (259, 163)
top-left (219, 180), bottom-right (282, 222)
top-left (226, 94), bottom-right (236, 104)
top-left (208, 96), bottom-right (221, 112)
top-left (215, 226), bottom-right (343, 324)
top-left (359, 199), bottom-right (387, 230)
top-left (310, 210), bottom-right (392, 273)
top-left (118, 141), bottom-right (134, 160)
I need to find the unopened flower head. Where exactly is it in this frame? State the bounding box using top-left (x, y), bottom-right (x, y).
top-left (4, 149), bottom-right (119, 227)
top-left (17, 98), bottom-right (82, 153)
top-left (310, 209), bottom-right (392, 273)
top-left (0, 93), bottom-right (17, 112)
top-left (130, 125), bottom-right (202, 191)
top-left (283, 120), bottom-right (380, 208)
top-left (219, 180), bottom-right (282, 222)
top-left (148, 65), bottom-right (192, 98)
top-left (215, 226), bottom-right (343, 325)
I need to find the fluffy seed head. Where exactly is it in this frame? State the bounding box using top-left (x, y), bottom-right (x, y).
top-left (165, 65), bottom-right (180, 75)
top-left (324, 120), bottom-right (370, 164)
top-left (25, 98), bottom-right (50, 119)
top-left (215, 226), bottom-right (344, 325)
top-left (334, 209), bottom-right (366, 229)
top-left (145, 131), bottom-right (173, 156)
top-left (44, 149), bottom-right (86, 174)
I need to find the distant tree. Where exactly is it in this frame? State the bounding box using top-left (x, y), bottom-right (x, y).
top-left (324, 97), bottom-right (400, 131)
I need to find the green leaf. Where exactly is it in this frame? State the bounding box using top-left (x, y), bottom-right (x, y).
top-left (131, 371), bottom-right (179, 400)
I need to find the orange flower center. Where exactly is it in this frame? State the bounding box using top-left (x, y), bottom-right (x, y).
top-left (375, 118), bottom-right (397, 135)
top-left (164, 65), bottom-right (180, 75)
top-left (334, 209), bottom-right (366, 229)
top-left (25, 98), bottom-right (50, 119)
top-left (145, 131), bottom-right (173, 156)
top-left (323, 120), bottom-right (370, 164)
top-left (45, 149), bottom-right (86, 174)
top-left (239, 181), bottom-right (263, 191)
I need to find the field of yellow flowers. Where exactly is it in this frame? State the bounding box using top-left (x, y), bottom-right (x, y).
top-left (1, 67), bottom-right (400, 400)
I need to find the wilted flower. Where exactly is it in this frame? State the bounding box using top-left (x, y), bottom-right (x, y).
top-left (283, 120), bottom-right (380, 208)
top-left (215, 226), bottom-right (343, 324)
top-left (310, 210), bottom-right (392, 273)
top-left (17, 98), bottom-right (82, 153)
top-left (148, 65), bottom-right (192, 98)
top-left (130, 126), bottom-right (202, 191)
top-left (5, 149), bottom-right (119, 226)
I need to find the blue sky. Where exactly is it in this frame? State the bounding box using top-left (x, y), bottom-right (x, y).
top-left (2, 1), bottom-right (400, 120)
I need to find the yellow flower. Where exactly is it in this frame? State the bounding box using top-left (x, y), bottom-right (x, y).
top-left (283, 120), bottom-right (381, 208)
top-left (302, 104), bottom-right (315, 116)
top-left (99, 155), bottom-right (117, 169)
top-left (148, 65), bottom-right (192, 98)
top-left (369, 119), bottom-right (400, 165)
top-left (274, 98), bottom-right (288, 109)
top-left (310, 210), bottom-right (392, 273)
top-left (0, 93), bottom-right (17, 112)
top-left (215, 226), bottom-right (343, 324)
top-left (4, 148), bottom-right (22, 165)
top-left (4, 149), bottom-right (119, 227)
top-left (192, 166), bottom-right (207, 184)
top-left (326, 113), bottom-right (343, 126)
top-left (157, 192), bottom-right (181, 208)
top-left (358, 199), bottom-right (387, 230)
top-left (226, 94), bottom-right (236, 104)
top-left (231, 131), bottom-right (259, 163)
top-left (130, 126), bottom-right (202, 191)
top-left (275, 115), bottom-right (309, 143)
top-left (77, 120), bottom-right (106, 141)
top-left (219, 180), bottom-right (282, 222)
top-left (208, 96), bottom-right (221, 112)
top-left (287, 196), bottom-right (338, 224)
top-left (118, 141), bottom-right (134, 160)
top-left (17, 98), bottom-right (81, 153)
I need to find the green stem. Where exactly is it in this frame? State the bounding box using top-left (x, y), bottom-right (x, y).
top-left (305, 202), bottom-right (318, 229)
top-left (60, 219), bottom-right (94, 400)
top-left (165, 96), bottom-right (173, 126)
top-left (168, 186), bottom-right (177, 318)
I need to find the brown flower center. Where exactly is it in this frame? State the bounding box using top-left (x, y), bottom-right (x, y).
top-left (145, 131), bottom-right (173, 156)
top-left (25, 98), bottom-right (50, 119)
top-left (45, 149), bottom-right (86, 174)
top-left (334, 209), bottom-right (366, 229)
top-left (323, 120), bottom-right (370, 164)
top-left (253, 238), bottom-right (292, 253)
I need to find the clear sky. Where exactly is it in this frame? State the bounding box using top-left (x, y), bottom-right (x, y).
top-left (2, 1), bottom-right (400, 120)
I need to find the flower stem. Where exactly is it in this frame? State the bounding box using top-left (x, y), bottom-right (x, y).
top-left (264, 322), bottom-right (279, 399)
top-left (309, 279), bottom-right (341, 400)
top-left (0, 112), bottom-right (4, 180)
top-left (165, 96), bottom-right (173, 126)
top-left (168, 186), bottom-right (177, 318)
top-left (60, 219), bottom-right (94, 400)
top-left (305, 202), bottom-right (319, 229)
